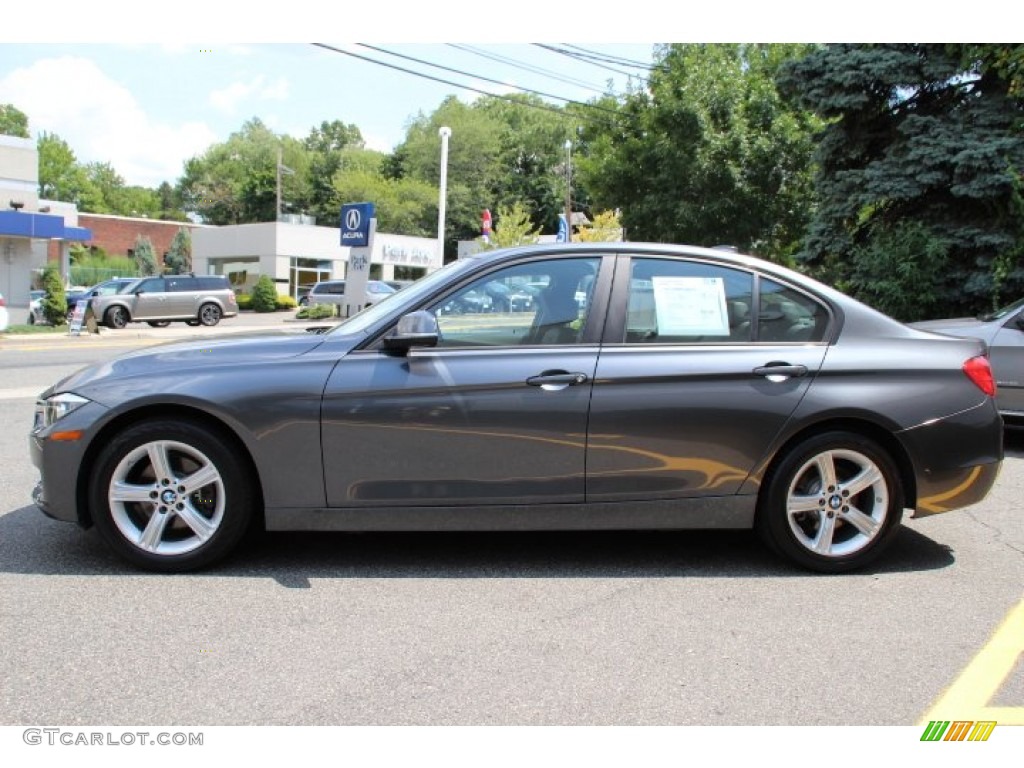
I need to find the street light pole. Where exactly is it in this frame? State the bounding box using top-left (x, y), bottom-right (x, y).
top-left (564, 139), bottom-right (572, 242)
top-left (437, 127), bottom-right (451, 264)
top-left (276, 146), bottom-right (294, 222)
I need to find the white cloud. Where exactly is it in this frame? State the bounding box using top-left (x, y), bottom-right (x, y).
top-left (209, 75), bottom-right (289, 114)
top-left (0, 56), bottom-right (217, 187)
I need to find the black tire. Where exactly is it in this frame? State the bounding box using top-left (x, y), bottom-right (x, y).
top-left (198, 303), bottom-right (221, 326)
top-left (755, 431), bottom-right (904, 573)
top-left (147, 320), bottom-right (171, 328)
top-left (89, 419), bottom-right (255, 572)
top-left (105, 306), bottom-right (129, 329)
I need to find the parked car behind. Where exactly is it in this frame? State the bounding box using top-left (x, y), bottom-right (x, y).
top-left (30, 243), bottom-right (1003, 574)
top-left (90, 274), bottom-right (237, 328)
top-left (65, 277), bottom-right (140, 323)
top-left (306, 279), bottom-right (397, 310)
top-left (912, 298), bottom-right (1024, 422)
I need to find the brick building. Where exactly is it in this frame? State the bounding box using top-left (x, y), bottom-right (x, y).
top-left (78, 213), bottom-right (201, 265)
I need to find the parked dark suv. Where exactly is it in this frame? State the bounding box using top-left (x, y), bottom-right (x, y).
top-left (91, 275), bottom-right (238, 328)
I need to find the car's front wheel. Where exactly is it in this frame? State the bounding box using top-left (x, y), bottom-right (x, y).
top-left (105, 306), bottom-right (129, 329)
top-left (198, 303), bottom-right (221, 326)
top-left (756, 431), bottom-right (903, 573)
top-left (89, 419), bottom-right (255, 571)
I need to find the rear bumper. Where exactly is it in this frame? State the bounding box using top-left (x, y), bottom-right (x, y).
top-left (897, 399), bottom-right (1003, 517)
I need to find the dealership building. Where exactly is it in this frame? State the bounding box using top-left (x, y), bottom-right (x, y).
top-left (192, 218), bottom-right (440, 301)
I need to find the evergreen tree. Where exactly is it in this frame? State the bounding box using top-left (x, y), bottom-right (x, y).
top-left (250, 274), bottom-right (278, 313)
top-left (133, 236), bottom-right (158, 276)
top-left (780, 44), bottom-right (1024, 319)
top-left (40, 264), bottom-right (67, 325)
top-left (164, 228), bottom-right (192, 274)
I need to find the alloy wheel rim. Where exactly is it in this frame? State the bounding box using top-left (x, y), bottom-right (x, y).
top-left (785, 448), bottom-right (888, 558)
top-left (108, 440), bottom-right (225, 556)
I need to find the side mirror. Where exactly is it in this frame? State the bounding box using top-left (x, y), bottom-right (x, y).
top-left (383, 311), bottom-right (440, 352)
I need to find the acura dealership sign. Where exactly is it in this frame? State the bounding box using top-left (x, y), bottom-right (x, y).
top-left (340, 202), bottom-right (375, 247)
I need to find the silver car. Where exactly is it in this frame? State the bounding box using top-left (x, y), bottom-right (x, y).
top-left (30, 243), bottom-right (1003, 573)
top-left (912, 299), bottom-right (1024, 421)
top-left (91, 274), bottom-right (238, 328)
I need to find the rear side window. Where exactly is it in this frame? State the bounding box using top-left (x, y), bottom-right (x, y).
top-left (166, 277), bottom-right (196, 292)
top-left (625, 258), bottom-right (754, 343)
top-left (196, 277), bottom-right (229, 291)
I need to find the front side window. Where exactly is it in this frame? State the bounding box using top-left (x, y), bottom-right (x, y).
top-left (134, 278), bottom-right (165, 294)
top-left (428, 257), bottom-right (601, 348)
top-left (625, 258), bottom-right (754, 343)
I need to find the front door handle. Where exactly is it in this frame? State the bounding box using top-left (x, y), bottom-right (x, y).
top-left (753, 363), bottom-right (808, 382)
top-left (526, 371), bottom-right (589, 390)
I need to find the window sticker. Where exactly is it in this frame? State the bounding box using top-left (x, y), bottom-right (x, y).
top-left (651, 276), bottom-right (729, 335)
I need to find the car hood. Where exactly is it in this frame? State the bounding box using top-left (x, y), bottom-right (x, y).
top-left (47, 328), bottom-right (352, 401)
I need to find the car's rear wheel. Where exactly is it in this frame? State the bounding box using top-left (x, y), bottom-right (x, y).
top-left (147, 320), bottom-right (171, 328)
top-left (105, 306), bottom-right (129, 329)
top-left (756, 431), bottom-right (903, 573)
top-left (198, 303), bottom-right (221, 326)
top-left (89, 419), bottom-right (255, 572)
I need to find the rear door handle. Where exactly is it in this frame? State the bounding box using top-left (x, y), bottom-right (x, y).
top-left (753, 363), bottom-right (808, 382)
top-left (526, 371), bottom-right (589, 390)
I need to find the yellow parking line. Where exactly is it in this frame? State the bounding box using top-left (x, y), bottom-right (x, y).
top-left (919, 597), bottom-right (1024, 725)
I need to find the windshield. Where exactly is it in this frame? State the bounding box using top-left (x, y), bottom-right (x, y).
top-left (980, 297), bottom-right (1024, 322)
top-left (327, 259), bottom-right (478, 336)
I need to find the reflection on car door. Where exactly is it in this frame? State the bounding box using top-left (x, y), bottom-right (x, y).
top-left (586, 255), bottom-right (830, 501)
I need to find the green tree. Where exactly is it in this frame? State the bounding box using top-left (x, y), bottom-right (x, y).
top-left (164, 228), bottom-right (192, 274)
top-left (40, 264), bottom-right (67, 325)
top-left (479, 202), bottom-right (541, 249)
top-left (574, 209), bottom-right (623, 242)
top-left (780, 44), bottom-right (1024, 317)
top-left (178, 118), bottom-right (311, 224)
top-left (37, 132), bottom-right (100, 207)
top-left (578, 44), bottom-right (821, 262)
top-left (250, 274), bottom-right (278, 313)
top-left (0, 103), bottom-right (30, 138)
top-left (132, 235), bottom-right (158, 276)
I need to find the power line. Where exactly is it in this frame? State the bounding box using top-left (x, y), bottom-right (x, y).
top-left (311, 43), bottom-right (628, 131)
top-left (536, 43), bottom-right (647, 80)
top-left (446, 43), bottom-right (609, 93)
top-left (355, 44), bottom-right (627, 120)
top-left (561, 44), bottom-right (666, 72)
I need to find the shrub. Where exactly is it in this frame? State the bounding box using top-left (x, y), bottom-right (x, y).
top-left (296, 303), bottom-right (335, 320)
top-left (275, 295), bottom-right (297, 311)
top-left (235, 293), bottom-right (252, 310)
top-left (40, 264), bottom-right (67, 325)
top-left (250, 275), bottom-right (278, 313)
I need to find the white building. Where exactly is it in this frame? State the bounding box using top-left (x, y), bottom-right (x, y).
top-left (0, 135), bottom-right (90, 307)
top-left (193, 219), bottom-right (441, 301)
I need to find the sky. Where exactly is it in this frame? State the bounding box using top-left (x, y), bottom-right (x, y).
top-left (0, 1), bottom-right (995, 190)
top-left (0, 42), bottom-right (657, 188)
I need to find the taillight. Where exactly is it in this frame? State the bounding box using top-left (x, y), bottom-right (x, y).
top-left (963, 356), bottom-right (996, 397)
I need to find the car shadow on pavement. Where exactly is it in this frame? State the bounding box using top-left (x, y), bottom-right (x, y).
top-left (0, 505), bottom-right (955, 586)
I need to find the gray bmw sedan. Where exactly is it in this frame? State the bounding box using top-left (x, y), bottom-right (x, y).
top-left (30, 243), bottom-right (1003, 573)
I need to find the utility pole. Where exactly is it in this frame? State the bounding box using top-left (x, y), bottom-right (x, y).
top-left (276, 146), bottom-right (294, 221)
top-left (437, 127), bottom-right (451, 263)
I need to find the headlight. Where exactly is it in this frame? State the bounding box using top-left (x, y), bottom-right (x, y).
top-left (34, 393), bottom-right (91, 431)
